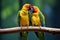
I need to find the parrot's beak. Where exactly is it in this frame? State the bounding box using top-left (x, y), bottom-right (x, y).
top-left (28, 6), bottom-right (34, 14)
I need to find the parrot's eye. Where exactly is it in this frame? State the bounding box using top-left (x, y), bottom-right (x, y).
top-left (28, 7), bottom-right (31, 10)
top-left (28, 5), bottom-right (32, 10)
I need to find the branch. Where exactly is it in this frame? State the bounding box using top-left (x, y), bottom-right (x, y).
top-left (0, 26), bottom-right (60, 34)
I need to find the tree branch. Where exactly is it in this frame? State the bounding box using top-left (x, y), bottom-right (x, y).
top-left (0, 26), bottom-right (60, 34)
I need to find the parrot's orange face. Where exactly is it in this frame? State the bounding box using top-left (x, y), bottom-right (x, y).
top-left (22, 4), bottom-right (32, 11)
top-left (32, 6), bottom-right (39, 13)
top-left (31, 6), bottom-right (40, 16)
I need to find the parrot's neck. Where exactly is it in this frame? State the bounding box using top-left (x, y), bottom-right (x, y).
top-left (22, 8), bottom-right (28, 11)
top-left (22, 9), bottom-right (28, 15)
top-left (32, 13), bottom-right (39, 16)
top-left (20, 10), bottom-right (28, 17)
top-left (33, 15), bottom-right (39, 17)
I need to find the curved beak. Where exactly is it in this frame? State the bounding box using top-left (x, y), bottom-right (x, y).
top-left (28, 6), bottom-right (34, 14)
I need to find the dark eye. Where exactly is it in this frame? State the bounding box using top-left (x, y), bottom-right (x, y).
top-left (28, 6), bottom-right (31, 10)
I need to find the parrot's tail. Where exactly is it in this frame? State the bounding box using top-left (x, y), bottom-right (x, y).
top-left (20, 32), bottom-right (28, 40)
top-left (35, 32), bottom-right (44, 40)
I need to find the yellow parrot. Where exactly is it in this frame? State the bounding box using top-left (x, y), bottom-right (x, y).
top-left (17, 4), bottom-right (32, 40)
top-left (31, 6), bottom-right (45, 40)
top-left (31, 6), bottom-right (41, 26)
top-left (19, 4), bottom-right (31, 26)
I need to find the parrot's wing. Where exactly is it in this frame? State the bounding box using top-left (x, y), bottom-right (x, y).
top-left (37, 11), bottom-right (45, 40)
top-left (39, 11), bottom-right (45, 26)
top-left (17, 11), bottom-right (20, 26)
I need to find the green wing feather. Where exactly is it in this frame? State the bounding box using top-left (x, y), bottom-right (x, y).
top-left (39, 11), bottom-right (45, 26)
top-left (17, 11), bottom-right (20, 26)
top-left (37, 11), bottom-right (45, 40)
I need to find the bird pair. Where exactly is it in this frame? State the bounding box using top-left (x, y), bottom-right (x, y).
top-left (17, 4), bottom-right (45, 40)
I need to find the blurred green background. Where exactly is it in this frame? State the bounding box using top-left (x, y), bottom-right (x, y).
top-left (1, 0), bottom-right (60, 40)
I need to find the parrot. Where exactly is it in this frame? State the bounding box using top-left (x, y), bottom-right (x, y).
top-left (17, 4), bottom-right (33, 40)
top-left (31, 6), bottom-right (45, 40)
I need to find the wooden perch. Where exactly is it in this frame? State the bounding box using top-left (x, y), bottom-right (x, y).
top-left (0, 26), bottom-right (60, 34)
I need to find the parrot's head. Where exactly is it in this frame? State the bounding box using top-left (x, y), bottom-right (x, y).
top-left (22, 4), bottom-right (34, 15)
top-left (31, 6), bottom-right (40, 15)
top-left (22, 4), bottom-right (33, 11)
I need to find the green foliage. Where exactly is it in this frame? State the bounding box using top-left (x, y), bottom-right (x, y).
top-left (2, 6), bottom-right (12, 19)
top-left (1, 0), bottom-right (19, 40)
top-left (2, 0), bottom-right (19, 20)
top-left (44, 0), bottom-right (57, 7)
